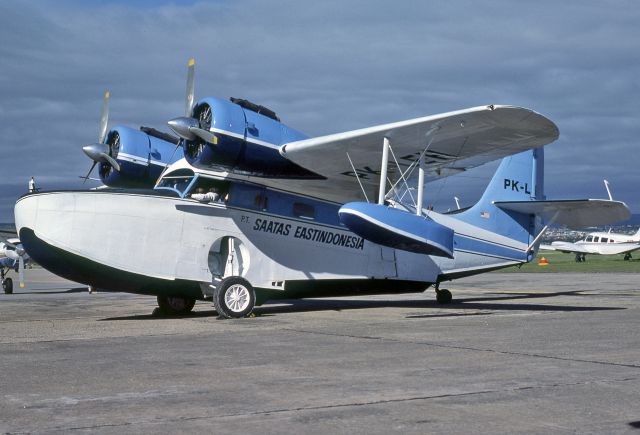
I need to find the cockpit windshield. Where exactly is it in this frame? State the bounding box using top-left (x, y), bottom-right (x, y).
top-left (156, 168), bottom-right (195, 195)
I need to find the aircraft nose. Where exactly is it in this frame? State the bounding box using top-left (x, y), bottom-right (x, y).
top-left (14, 193), bottom-right (39, 236)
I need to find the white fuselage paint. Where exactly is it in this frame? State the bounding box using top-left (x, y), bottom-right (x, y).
top-left (15, 190), bottom-right (526, 294)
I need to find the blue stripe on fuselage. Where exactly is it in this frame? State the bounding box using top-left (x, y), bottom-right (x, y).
top-left (454, 233), bottom-right (527, 261)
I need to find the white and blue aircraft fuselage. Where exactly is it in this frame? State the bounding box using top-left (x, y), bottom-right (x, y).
top-left (12, 60), bottom-right (631, 317)
top-left (14, 143), bottom-right (629, 317)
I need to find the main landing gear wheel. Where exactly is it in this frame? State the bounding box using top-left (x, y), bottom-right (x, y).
top-left (624, 253), bottom-right (632, 261)
top-left (2, 278), bottom-right (13, 295)
top-left (155, 295), bottom-right (196, 316)
top-left (436, 288), bottom-right (452, 304)
top-left (213, 276), bottom-right (256, 319)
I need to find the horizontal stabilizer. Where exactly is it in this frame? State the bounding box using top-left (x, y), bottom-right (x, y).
top-left (494, 199), bottom-right (630, 229)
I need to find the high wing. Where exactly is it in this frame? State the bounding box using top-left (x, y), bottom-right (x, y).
top-left (279, 105), bottom-right (558, 203)
top-left (546, 241), bottom-right (640, 256)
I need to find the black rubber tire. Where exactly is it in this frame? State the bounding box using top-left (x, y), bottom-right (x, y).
top-left (3, 278), bottom-right (13, 294)
top-left (156, 295), bottom-right (196, 315)
top-left (436, 289), bottom-right (452, 304)
top-left (213, 276), bottom-right (255, 319)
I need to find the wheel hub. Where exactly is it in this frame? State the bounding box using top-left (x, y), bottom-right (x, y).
top-left (225, 284), bottom-right (250, 312)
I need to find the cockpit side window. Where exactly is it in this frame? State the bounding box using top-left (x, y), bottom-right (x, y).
top-left (586, 235), bottom-right (593, 242)
top-left (156, 168), bottom-right (195, 196)
top-left (185, 177), bottom-right (230, 203)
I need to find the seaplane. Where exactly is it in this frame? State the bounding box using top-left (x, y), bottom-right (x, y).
top-left (14, 60), bottom-right (630, 318)
top-left (0, 237), bottom-right (30, 294)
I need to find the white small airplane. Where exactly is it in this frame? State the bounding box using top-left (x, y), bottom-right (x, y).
top-left (0, 237), bottom-right (30, 294)
top-left (12, 61), bottom-right (631, 318)
top-left (542, 180), bottom-right (640, 261)
top-left (544, 228), bottom-right (640, 262)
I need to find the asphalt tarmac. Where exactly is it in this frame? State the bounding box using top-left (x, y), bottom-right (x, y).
top-left (1, 269), bottom-right (639, 434)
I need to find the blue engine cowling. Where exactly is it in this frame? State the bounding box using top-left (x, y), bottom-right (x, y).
top-left (184, 97), bottom-right (322, 179)
top-left (99, 126), bottom-right (183, 188)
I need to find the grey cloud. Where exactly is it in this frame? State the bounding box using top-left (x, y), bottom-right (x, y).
top-left (0, 0), bottom-right (639, 222)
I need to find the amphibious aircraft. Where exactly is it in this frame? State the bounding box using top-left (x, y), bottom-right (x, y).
top-left (14, 61), bottom-right (630, 318)
top-left (544, 228), bottom-right (640, 261)
top-left (0, 237), bottom-right (29, 294)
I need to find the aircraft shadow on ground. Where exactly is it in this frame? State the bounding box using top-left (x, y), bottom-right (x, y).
top-left (99, 290), bottom-right (623, 321)
top-left (15, 287), bottom-right (88, 295)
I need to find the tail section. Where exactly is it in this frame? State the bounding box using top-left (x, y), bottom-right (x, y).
top-left (454, 148), bottom-right (544, 245)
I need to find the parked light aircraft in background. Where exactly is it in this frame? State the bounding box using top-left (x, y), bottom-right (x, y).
top-left (14, 60), bottom-right (630, 318)
top-left (544, 228), bottom-right (640, 262)
top-left (0, 237), bottom-right (29, 294)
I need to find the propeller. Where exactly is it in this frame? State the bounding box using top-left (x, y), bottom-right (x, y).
top-left (2, 238), bottom-right (28, 289)
top-left (81, 91), bottom-right (121, 183)
top-left (167, 58), bottom-right (216, 146)
top-left (157, 58), bottom-right (202, 183)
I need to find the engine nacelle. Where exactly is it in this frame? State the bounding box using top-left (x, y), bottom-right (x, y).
top-left (181, 97), bottom-right (320, 179)
top-left (99, 126), bottom-right (182, 188)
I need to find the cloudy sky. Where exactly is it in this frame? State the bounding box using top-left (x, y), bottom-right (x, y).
top-left (1, 0), bottom-right (638, 221)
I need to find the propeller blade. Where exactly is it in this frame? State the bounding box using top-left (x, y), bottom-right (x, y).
top-left (82, 161), bottom-right (98, 184)
top-left (190, 127), bottom-right (216, 144)
top-left (185, 58), bottom-right (195, 117)
top-left (18, 255), bottom-right (24, 288)
top-left (98, 91), bottom-right (110, 144)
top-left (100, 153), bottom-right (121, 172)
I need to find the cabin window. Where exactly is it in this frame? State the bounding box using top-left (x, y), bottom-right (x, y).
top-left (228, 184), bottom-right (268, 211)
top-left (293, 202), bottom-right (315, 220)
top-left (601, 237), bottom-right (608, 243)
top-left (594, 237), bottom-right (600, 242)
top-left (586, 236), bottom-right (593, 242)
top-left (254, 193), bottom-right (268, 211)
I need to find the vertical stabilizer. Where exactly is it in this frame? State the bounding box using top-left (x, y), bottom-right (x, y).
top-left (454, 148), bottom-right (544, 245)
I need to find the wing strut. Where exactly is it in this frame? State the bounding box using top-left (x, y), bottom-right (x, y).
top-left (346, 152), bottom-right (370, 202)
top-left (378, 137), bottom-right (390, 205)
top-left (386, 144), bottom-right (416, 208)
top-left (416, 152), bottom-right (425, 216)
